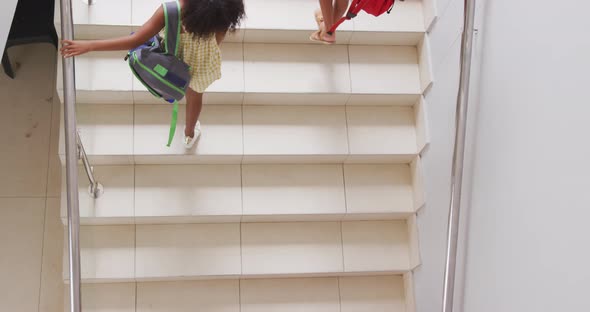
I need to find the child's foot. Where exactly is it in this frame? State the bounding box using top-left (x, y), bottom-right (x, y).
top-left (310, 9), bottom-right (336, 44)
top-left (314, 9), bottom-right (324, 28)
top-left (310, 30), bottom-right (323, 42)
top-left (322, 32), bottom-right (336, 43)
top-left (310, 30), bottom-right (336, 44)
top-left (183, 121), bottom-right (201, 149)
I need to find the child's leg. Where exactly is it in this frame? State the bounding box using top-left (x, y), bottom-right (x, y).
top-left (319, 0), bottom-right (335, 33)
top-left (333, 0), bottom-right (349, 23)
top-left (185, 87), bottom-right (203, 138)
top-left (319, 0), bottom-right (349, 42)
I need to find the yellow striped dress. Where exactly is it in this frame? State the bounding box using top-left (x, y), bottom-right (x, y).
top-left (178, 32), bottom-right (222, 93)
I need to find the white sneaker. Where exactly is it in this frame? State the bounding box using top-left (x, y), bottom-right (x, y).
top-left (183, 121), bottom-right (201, 149)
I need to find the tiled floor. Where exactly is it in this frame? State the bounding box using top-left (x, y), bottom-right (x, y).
top-left (0, 44), bottom-right (63, 312)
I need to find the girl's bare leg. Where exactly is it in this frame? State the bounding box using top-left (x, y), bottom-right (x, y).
top-left (333, 0), bottom-right (349, 23)
top-left (185, 87), bottom-right (203, 138)
top-left (319, 0), bottom-right (335, 32)
top-left (317, 0), bottom-right (349, 42)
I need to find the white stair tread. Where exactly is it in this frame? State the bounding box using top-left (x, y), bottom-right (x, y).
top-left (59, 104), bottom-right (422, 165)
top-left (63, 221), bottom-right (416, 282)
top-left (55, 0), bottom-right (426, 45)
top-left (135, 223), bottom-right (242, 279)
top-left (63, 164), bottom-right (419, 224)
top-left (56, 44), bottom-right (425, 106)
top-left (53, 1), bottom-right (431, 306)
top-left (66, 276), bottom-right (410, 312)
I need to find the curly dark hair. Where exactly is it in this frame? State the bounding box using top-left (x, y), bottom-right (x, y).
top-left (182, 0), bottom-right (245, 38)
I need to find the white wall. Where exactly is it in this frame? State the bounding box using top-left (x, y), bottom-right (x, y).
top-left (460, 0), bottom-right (590, 311)
top-left (417, 0), bottom-right (590, 311)
top-left (413, 0), bottom-right (463, 311)
top-left (0, 0), bottom-right (18, 54)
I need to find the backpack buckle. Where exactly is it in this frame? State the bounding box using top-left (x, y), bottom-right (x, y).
top-left (346, 12), bottom-right (357, 19)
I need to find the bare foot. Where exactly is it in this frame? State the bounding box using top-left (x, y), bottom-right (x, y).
top-left (310, 9), bottom-right (335, 44)
top-left (310, 27), bottom-right (335, 44)
top-left (314, 9), bottom-right (324, 27)
top-left (323, 32), bottom-right (336, 43)
top-left (310, 30), bottom-right (323, 41)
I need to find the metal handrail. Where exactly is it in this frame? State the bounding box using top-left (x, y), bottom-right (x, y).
top-left (59, 0), bottom-right (102, 311)
top-left (442, 0), bottom-right (477, 312)
top-left (77, 131), bottom-right (103, 198)
top-left (59, 0), bottom-right (82, 309)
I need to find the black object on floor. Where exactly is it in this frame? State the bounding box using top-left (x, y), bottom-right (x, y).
top-left (2, 51), bottom-right (15, 78)
top-left (3, 0), bottom-right (59, 79)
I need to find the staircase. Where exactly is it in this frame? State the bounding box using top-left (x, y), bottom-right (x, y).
top-left (55, 0), bottom-right (434, 311)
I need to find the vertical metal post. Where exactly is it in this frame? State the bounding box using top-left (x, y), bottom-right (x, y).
top-left (59, 0), bottom-right (82, 311)
top-left (442, 0), bottom-right (477, 312)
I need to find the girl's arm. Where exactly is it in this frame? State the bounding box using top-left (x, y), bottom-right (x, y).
top-left (216, 31), bottom-right (227, 45)
top-left (61, 7), bottom-right (165, 58)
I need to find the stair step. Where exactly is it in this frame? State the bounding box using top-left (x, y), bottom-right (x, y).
top-left (62, 163), bottom-right (424, 225)
top-left (52, 1), bottom-right (433, 309)
top-left (55, 0), bottom-right (427, 45)
top-left (63, 221), bottom-right (420, 282)
top-left (65, 275), bottom-right (414, 312)
top-left (58, 104), bottom-right (429, 165)
top-left (56, 44), bottom-right (432, 106)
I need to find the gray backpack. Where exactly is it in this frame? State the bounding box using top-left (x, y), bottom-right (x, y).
top-left (126, 0), bottom-right (190, 146)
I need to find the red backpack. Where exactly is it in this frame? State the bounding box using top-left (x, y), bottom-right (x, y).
top-left (328, 0), bottom-right (398, 35)
top-left (363, 0), bottom-right (396, 16)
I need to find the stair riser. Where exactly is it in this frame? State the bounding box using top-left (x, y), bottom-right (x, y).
top-left (56, 44), bottom-right (433, 106)
top-left (63, 221), bottom-right (421, 282)
top-left (61, 163), bottom-right (425, 225)
top-left (64, 275), bottom-right (416, 312)
top-left (54, 0), bottom-right (431, 46)
top-left (58, 104), bottom-right (429, 166)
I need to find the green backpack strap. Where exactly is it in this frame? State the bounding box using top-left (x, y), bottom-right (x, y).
top-left (162, 0), bottom-right (182, 56)
top-left (166, 100), bottom-right (179, 147)
top-left (162, 0), bottom-right (182, 147)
